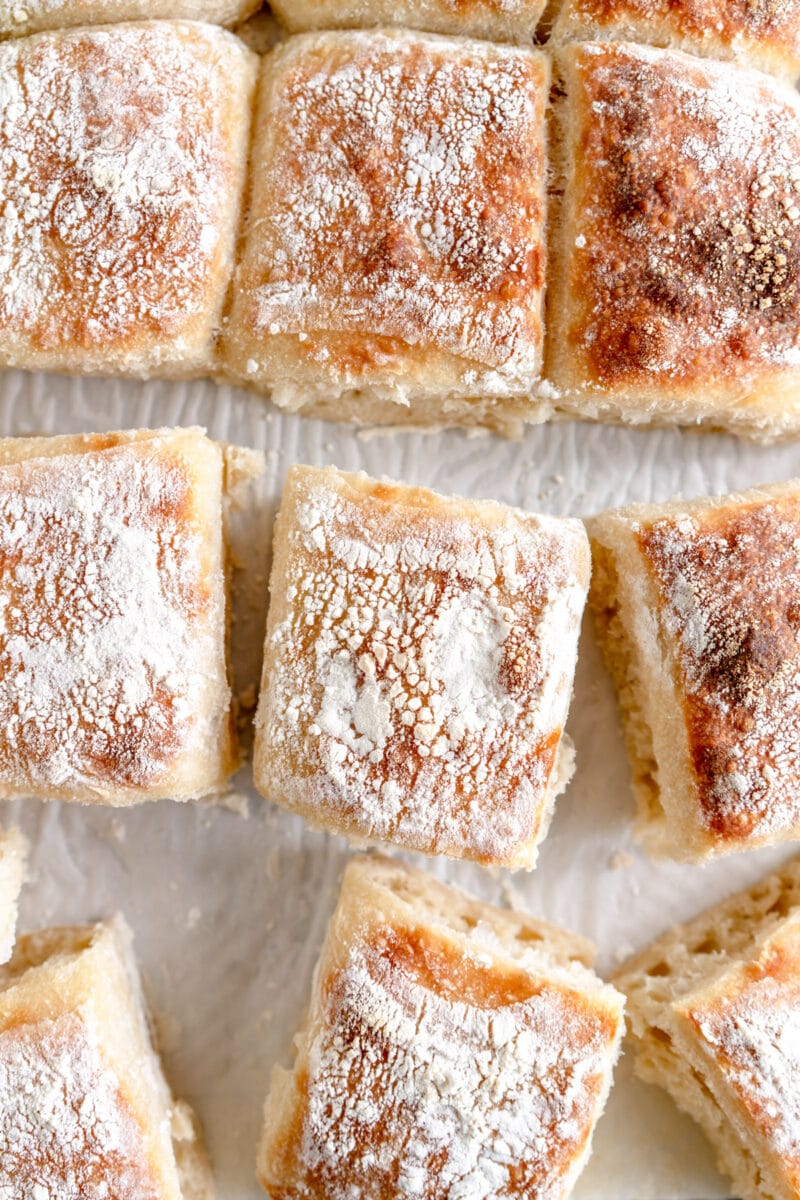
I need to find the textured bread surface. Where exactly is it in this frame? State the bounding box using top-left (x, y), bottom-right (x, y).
top-left (0, 426), bottom-right (238, 805)
top-left (254, 464), bottom-right (589, 868)
top-left (221, 29), bottom-right (550, 430)
top-left (547, 42), bottom-right (800, 439)
top-left (550, 0), bottom-right (800, 81)
top-left (0, 915), bottom-right (214, 1200)
top-left (0, 21), bottom-right (258, 378)
top-left (0, 0), bottom-right (260, 37)
top-left (588, 478), bottom-right (800, 861)
top-left (617, 857), bottom-right (800, 1200)
top-left (269, 0), bottom-right (546, 43)
top-left (258, 854), bottom-right (624, 1200)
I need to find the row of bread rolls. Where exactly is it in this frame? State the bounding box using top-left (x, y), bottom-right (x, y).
top-left (2, 20), bottom-right (800, 437)
top-left (0, 424), bottom-right (796, 873)
top-left (3, 0), bottom-right (800, 81)
top-left (4, 822), bottom-right (800, 1200)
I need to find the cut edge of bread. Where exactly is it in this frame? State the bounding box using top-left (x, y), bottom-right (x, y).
top-left (615, 857), bottom-right (800, 1200)
top-left (346, 852), bottom-right (603, 975)
top-left (587, 515), bottom-right (713, 861)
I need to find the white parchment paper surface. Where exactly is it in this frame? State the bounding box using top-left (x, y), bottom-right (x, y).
top-left (2, 367), bottom-right (798, 1199)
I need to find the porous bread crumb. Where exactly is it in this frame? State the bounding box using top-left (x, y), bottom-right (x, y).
top-left (617, 858), bottom-right (800, 1200)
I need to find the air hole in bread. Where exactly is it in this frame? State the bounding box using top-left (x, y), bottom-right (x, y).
top-left (691, 936), bottom-right (721, 955)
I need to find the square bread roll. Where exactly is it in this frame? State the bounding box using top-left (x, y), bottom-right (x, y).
top-left (547, 42), bottom-right (800, 439)
top-left (0, 427), bottom-right (238, 805)
top-left (588, 478), bottom-right (800, 862)
top-left (0, 827), bottom-right (25, 965)
top-left (0, 915), bottom-right (214, 1199)
top-left (0, 21), bottom-right (257, 378)
top-left (220, 30), bottom-right (550, 435)
top-left (258, 854), bottom-right (625, 1200)
top-left (616, 856), bottom-right (800, 1200)
top-left (268, 0), bottom-right (546, 43)
top-left (549, 0), bottom-right (800, 82)
top-left (253, 465), bottom-right (590, 869)
top-left (0, 0), bottom-right (260, 37)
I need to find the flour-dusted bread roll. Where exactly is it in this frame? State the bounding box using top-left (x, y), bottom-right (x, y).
top-left (0, 828), bottom-right (25, 965)
top-left (0, 427), bottom-right (239, 805)
top-left (269, 0), bottom-right (546, 43)
top-left (253, 466), bottom-right (590, 868)
top-left (550, 0), bottom-right (800, 82)
top-left (220, 30), bottom-right (551, 435)
top-left (547, 42), bottom-right (800, 439)
top-left (617, 856), bottom-right (800, 1200)
top-left (0, 21), bottom-right (257, 378)
top-left (258, 855), bottom-right (625, 1200)
top-left (588, 478), bottom-right (800, 861)
top-left (0, 0), bottom-right (260, 37)
top-left (0, 915), bottom-right (214, 1199)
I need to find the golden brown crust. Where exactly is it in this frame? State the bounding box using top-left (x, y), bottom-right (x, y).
top-left (589, 480), bottom-right (800, 859)
top-left (681, 918), bottom-right (800, 1200)
top-left (635, 490), bottom-right (800, 847)
top-left (548, 43), bottom-right (800, 430)
top-left (258, 856), bottom-right (624, 1200)
top-left (0, 22), bottom-right (257, 377)
top-left (0, 427), bottom-right (235, 804)
top-left (221, 30), bottom-right (549, 414)
top-left (0, 917), bottom-right (200, 1200)
top-left (551, 0), bottom-right (800, 79)
top-left (253, 465), bottom-right (589, 868)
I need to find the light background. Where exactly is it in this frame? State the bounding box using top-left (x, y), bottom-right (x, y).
top-left (2, 368), bottom-right (798, 1198)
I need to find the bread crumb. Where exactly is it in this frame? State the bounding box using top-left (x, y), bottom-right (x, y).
top-left (214, 791), bottom-right (250, 818)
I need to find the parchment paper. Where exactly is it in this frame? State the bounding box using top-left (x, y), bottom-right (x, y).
top-left (3, 366), bottom-right (799, 1199)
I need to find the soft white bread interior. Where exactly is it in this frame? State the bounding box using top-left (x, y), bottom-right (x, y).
top-left (616, 858), bottom-right (800, 1200)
